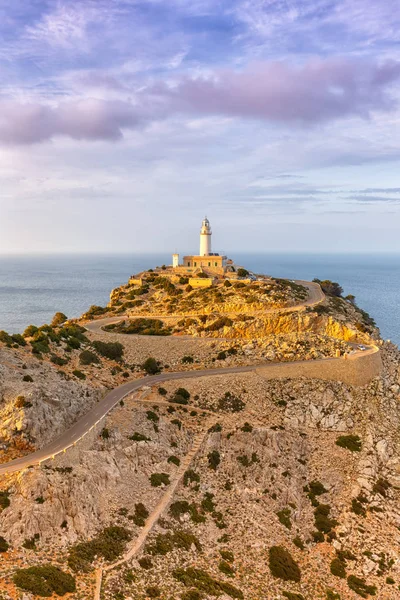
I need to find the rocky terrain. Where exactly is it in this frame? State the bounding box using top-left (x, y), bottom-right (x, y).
top-left (0, 274), bottom-right (395, 600)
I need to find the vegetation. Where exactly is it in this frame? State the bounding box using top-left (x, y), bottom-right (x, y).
top-left (347, 575), bottom-right (376, 598)
top-left (67, 526), bottom-right (131, 572)
top-left (13, 565), bottom-right (76, 597)
top-left (145, 530), bottom-right (201, 555)
top-left (330, 558), bottom-right (346, 579)
top-left (79, 350), bottom-right (100, 365)
top-left (72, 370), bottom-right (86, 380)
top-left (173, 567), bottom-right (243, 599)
top-left (1, 489), bottom-right (11, 510)
top-left (107, 318), bottom-right (172, 336)
top-left (314, 504), bottom-right (337, 534)
top-left (218, 391), bottom-right (245, 412)
top-left (51, 312), bottom-right (67, 327)
top-left (208, 450), bottom-right (221, 470)
top-left (268, 546), bottom-right (301, 582)
top-left (183, 469), bottom-right (200, 486)
top-left (277, 507), bottom-right (292, 530)
top-left (167, 455), bottom-right (180, 466)
top-left (142, 357), bottom-right (160, 374)
top-left (150, 473), bottom-right (170, 487)
top-left (237, 268), bottom-right (249, 278)
top-left (372, 478), bottom-right (391, 497)
top-left (313, 279), bottom-right (343, 297)
top-left (130, 503), bottom-right (149, 527)
top-left (282, 593), bottom-right (305, 600)
top-left (0, 536), bottom-right (9, 552)
top-left (129, 432), bottom-right (151, 442)
top-left (92, 340), bottom-right (124, 360)
top-left (335, 434), bottom-right (362, 452)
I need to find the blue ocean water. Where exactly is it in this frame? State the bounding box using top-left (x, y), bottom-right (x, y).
top-left (0, 253), bottom-right (398, 344)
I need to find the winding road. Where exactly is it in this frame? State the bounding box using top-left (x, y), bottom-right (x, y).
top-left (0, 280), bottom-right (375, 477)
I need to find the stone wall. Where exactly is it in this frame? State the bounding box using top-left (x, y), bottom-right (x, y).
top-left (255, 346), bottom-right (383, 387)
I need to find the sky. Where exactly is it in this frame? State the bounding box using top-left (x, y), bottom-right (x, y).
top-left (1, 0), bottom-right (400, 254)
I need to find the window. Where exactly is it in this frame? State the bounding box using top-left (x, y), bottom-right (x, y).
top-left (187, 262), bottom-right (191, 267)
top-left (194, 262), bottom-right (197, 267)
top-left (214, 262), bottom-right (217, 267)
top-left (208, 262), bottom-right (211, 267)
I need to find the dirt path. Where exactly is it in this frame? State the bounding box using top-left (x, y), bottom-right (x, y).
top-left (94, 421), bottom-right (212, 599)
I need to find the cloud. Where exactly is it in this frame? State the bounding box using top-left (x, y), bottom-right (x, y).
top-left (161, 59), bottom-right (400, 123)
top-left (0, 99), bottom-right (145, 144)
top-left (2, 57), bottom-right (400, 144)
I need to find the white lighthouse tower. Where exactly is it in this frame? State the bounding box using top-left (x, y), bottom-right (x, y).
top-left (199, 217), bottom-right (212, 256)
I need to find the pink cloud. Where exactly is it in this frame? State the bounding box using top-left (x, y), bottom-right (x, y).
top-left (162, 59), bottom-right (400, 122)
top-left (0, 59), bottom-right (400, 144)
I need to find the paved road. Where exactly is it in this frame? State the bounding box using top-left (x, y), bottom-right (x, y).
top-left (0, 279), bottom-right (356, 478)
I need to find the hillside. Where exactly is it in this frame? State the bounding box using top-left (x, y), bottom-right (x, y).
top-left (0, 272), bottom-right (396, 600)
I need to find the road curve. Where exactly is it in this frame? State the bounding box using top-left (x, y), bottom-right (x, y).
top-left (0, 280), bottom-right (371, 477)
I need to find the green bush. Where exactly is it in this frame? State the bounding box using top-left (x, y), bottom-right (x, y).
top-left (326, 590), bottom-right (341, 600)
top-left (205, 316), bottom-right (233, 332)
top-left (173, 567), bottom-right (243, 598)
top-left (241, 422), bottom-right (253, 432)
top-left (129, 432), bottom-right (150, 442)
top-left (351, 498), bottom-right (366, 517)
top-left (314, 504), bottom-right (337, 533)
top-left (146, 586), bottom-right (161, 598)
top-left (51, 312), bottom-right (67, 327)
top-left (372, 478), bottom-right (391, 497)
top-left (277, 508), bottom-right (292, 530)
top-left (72, 370), bottom-right (86, 380)
top-left (292, 536), bottom-right (304, 550)
top-left (268, 546), bottom-right (301, 582)
top-left (23, 325), bottom-right (39, 338)
top-left (150, 473), bottom-right (170, 487)
top-left (0, 535), bottom-right (9, 552)
top-left (219, 560), bottom-right (235, 577)
top-left (130, 503), bottom-right (149, 527)
top-left (79, 350), bottom-right (100, 365)
top-left (158, 387), bottom-right (167, 396)
top-left (282, 593), bottom-right (305, 600)
top-left (83, 305), bottom-right (108, 318)
top-left (67, 526), bottom-right (131, 572)
top-left (13, 564), bottom-right (76, 596)
top-left (138, 556), bottom-right (152, 569)
top-left (145, 530), bottom-right (201, 555)
top-left (146, 410), bottom-right (159, 422)
top-left (142, 357), bottom-right (160, 374)
top-left (330, 558), bottom-right (346, 579)
top-left (168, 455), bottom-right (180, 466)
top-left (100, 427), bottom-right (110, 439)
top-left (237, 268), bottom-right (249, 278)
top-left (92, 340), bottom-right (124, 360)
top-left (182, 590), bottom-right (202, 600)
top-left (335, 435), bottom-right (362, 452)
top-left (208, 450), bottom-right (220, 470)
top-left (182, 355), bottom-right (194, 364)
top-left (114, 318), bottom-right (172, 336)
top-left (184, 469), bottom-right (200, 486)
top-left (220, 549), bottom-right (234, 562)
top-left (218, 391), bottom-right (245, 412)
top-left (347, 575), bottom-right (376, 598)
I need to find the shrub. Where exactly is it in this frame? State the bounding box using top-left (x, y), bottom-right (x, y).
top-left (171, 418), bottom-right (182, 429)
top-left (130, 503), bottom-right (149, 527)
top-left (237, 268), bottom-right (249, 277)
top-left (92, 340), bottom-right (124, 360)
top-left (292, 536), bottom-right (305, 550)
top-left (83, 305), bottom-right (108, 318)
top-left (208, 422), bottom-right (222, 433)
top-left (158, 387), bottom-right (167, 396)
top-left (218, 391), bottom-right (245, 412)
top-left (347, 575), bottom-right (376, 598)
top-left (142, 357), bottom-right (160, 374)
top-left (372, 478), bottom-right (391, 497)
top-left (283, 593), bottom-right (305, 600)
top-left (138, 556), bottom-right (152, 569)
top-left (145, 530), bottom-right (201, 556)
top-left (100, 428), bottom-right (110, 439)
top-left (268, 546), bottom-right (301, 582)
top-left (351, 498), bottom-right (366, 517)
top-left (208, 450), bottom-right (220, 470)
top-left (146, 410), bottom-right (159, 422)
top-left (277, 508), bottom-right (292, 530)
top-left (150, 473), bottom-right (170, 487)
top-left (146, 586), bottom-right (161, 597)
top-left (182, 355), bottom-right (194, 364)
top-left (205, 316), bottom-right (233, 331)
top-left (219, 560), bottom-right (235, 576)
top-left (129, 432), bottom-right (150, 442)
top-left (173, 567), bottom-right (243, 599)
top-left (0, 330), bottom-right (13, 345)
top-left (175, 387), bottom-right (190, 400)
top-left (241, 422), bottom-right (253, 432)
top-left (50, 354), bottom-right (68, 366)
top-left (13, 565), bottom-right (76, 596)
top-left (326, 590), bottom-right (341, 600)
top-left (171, 394), bottom-right (189, 405)
top-left (168, 455), bottom-right (180, 466)
top-left (12, 333), bottom-right (26, 346)
top-left (23, 374), bottom-right (34, 382)
top-left (335, 435), bottom-right (362, 452)
top-left (68, 526), bottom-right (131, 572)
top-left (330, 558), bottom-right (346, 579)
top-left (0, 536), bottom-right (9, 552)
top-left (314, 504), bottom-right (337, 533)
top-left (79, 350), bottom-right (100, 365)
top-left (51, 312), bottom-right (67, 327)
top-left (15, 395), bottom-right (32, 409)
top-left (313, 279), bottom-right (343, 297)
top-left (23, 325), bottom-right (39, 338)
top-left (182, 591), bottom-right (202, 600)
top-left (184, 469), bottom-right (200, 486)
top-left (72, 370), bottom-right (86, 380)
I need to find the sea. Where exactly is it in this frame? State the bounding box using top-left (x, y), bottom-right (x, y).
top-left (0, 253), bottom-right (399, 344)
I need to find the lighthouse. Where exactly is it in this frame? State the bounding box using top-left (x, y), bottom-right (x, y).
top-left (200, 217), bottom-right (212, 256)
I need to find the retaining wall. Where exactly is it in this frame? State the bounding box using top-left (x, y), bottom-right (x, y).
top-left (256, 347), bottom-right (382, 387)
